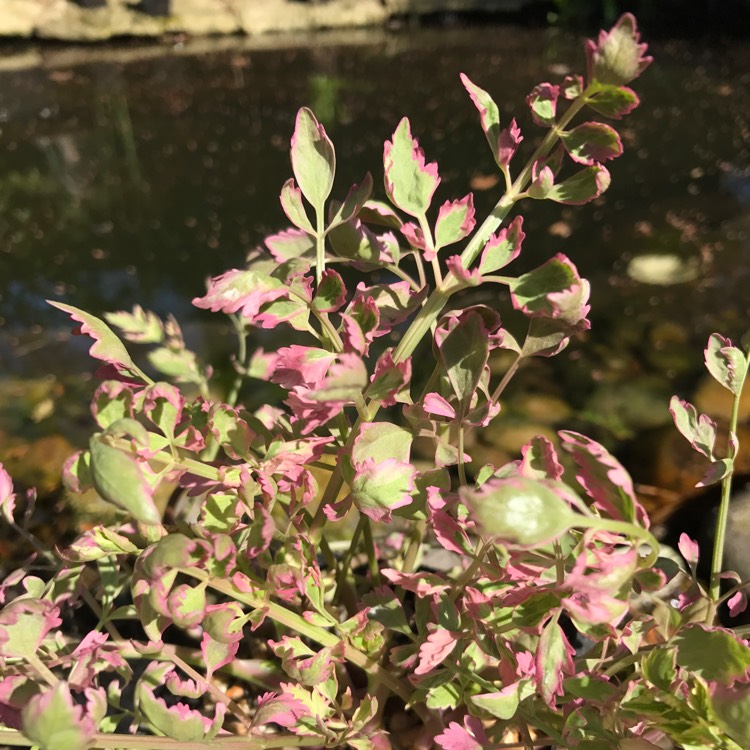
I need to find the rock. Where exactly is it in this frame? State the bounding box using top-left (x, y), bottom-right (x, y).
top-left (1, 0), bottom-right (46, 37)
top-left (238, 0), bottom-right (386, 35)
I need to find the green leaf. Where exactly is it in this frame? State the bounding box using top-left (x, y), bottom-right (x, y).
top-left (89, 435), bottom-right (161, 525)
top-left (545, 165), bottom-right (611, 205)
top-left (327, 173), bottom-right (373, 231)
top-left (669, 396), bottom-right (717, 460)
top-left (21, 683), bottom-right (95, 750)
top-left (711, 684), bottom-right (750, 748)
top-left (435, 309), bottom-right (490, 415)
top-left (674, 624), bottom-right (750, 684)
top-left (290, 107), bottom-right (335, 211)
top-left (705, 333), bottom-right (748, 397)
top-left (383, 117), bottom-right (440, 218)
top-left (460, 73), bottom-right (501, 166)
top-left (352, 422), bottom-right (413, 465)
top-left (586, 84), bottom-right (639, 118)
top-left (471, 685), bottom-right (523, 720)
top-left (641, 646), bottom-right (677, 691)
top-left (48, 301), bottom-right (143, 380)
top-left (560, 122), bottom-right (623, 165)
top-left (462, 477), bottom-right (575, 545)
top-left (349, 458), bottom-right (416, 522)
top-left (280, 178), bottom-right (315, 233)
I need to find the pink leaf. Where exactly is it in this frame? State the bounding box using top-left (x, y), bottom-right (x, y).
top-left (434, 194), bottom-right (476, 253)
top-left (678, 533), bottom-right (700, 569)
top-left (446, 255), bottom-right (482, 286)
top-left (415, 628), bottom-right (458, 675)
top-left (422, 392), bottom-right (457, 419)
top-left (435, 716), bottom-right (488, 750)
top-left (497, 118), bottom-right (523, 167)
top-left (0, 464), bottom-right (16, 524)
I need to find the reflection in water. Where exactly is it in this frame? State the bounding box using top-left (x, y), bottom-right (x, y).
top-left (0, 26), bottom-right (749, 480)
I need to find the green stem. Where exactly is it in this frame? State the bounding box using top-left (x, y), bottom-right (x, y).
top-left (315, 204), bottom-right (326, 284)
top-left (708, 354), bottom-right (749, 618)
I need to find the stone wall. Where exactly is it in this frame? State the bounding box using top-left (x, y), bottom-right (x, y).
top-left (0, 0), bottom-right (531, 40)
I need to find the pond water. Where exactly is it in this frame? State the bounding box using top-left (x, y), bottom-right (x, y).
top-left (1, 22), bottom-right (749, 497)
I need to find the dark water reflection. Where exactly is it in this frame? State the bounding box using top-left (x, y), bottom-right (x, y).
top-left (1, 25), bottom-right (749, 471)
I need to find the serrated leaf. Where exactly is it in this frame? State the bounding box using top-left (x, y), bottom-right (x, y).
top-left (705, 333), bottom-right (748, 396)
top-left (674, 624), bottom-right (750, 683)
top-left (434, 309), bottom-right (490, 416)
top-left (352, 422), bottom-right (413, 466)
top-left (560, 122), bottom-right (623, 165)
top-left (536, 618), bottom-right (573, 706)
top-left (290, 107), bottom-right (335, 211)
top-left (669, 396), bottom-right (717, 460)
top-left (586, 13), bottom-right (653, 87)
top-left (460, 72), bottom-right (501, 165)
top-left (312, 268), bottom-right (347, 313)
top-left (327, 173), bottom-right (373, 231)
top-left (546, 164), bottom-right (611, 204)
top-left (462, 477), bottom-right (575, 545)
top-left (383, 117), bottom-right (440, 218)
top-left (434, 194), bottom-right (476, 251)
top-left (48, 301), bottom-right (143, 380)
top-left (21, 683), bottom-right (95, 750)
top-left (526, 83), bottom-right (559, 126)
top-left (586, 83), bottom-right (640, 118)
top-left (349, 458), bottom-right (416, 522)
top-left (0, 599), bottom-right (62, 658)
top-left (478, 216), bottom-right (525, 274)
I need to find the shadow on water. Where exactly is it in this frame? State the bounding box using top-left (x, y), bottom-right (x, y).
top-left (0, 23), bottom-right (749, 496)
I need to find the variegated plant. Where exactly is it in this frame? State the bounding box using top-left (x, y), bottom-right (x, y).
top-left (4, 15), bottom-right (750, 750)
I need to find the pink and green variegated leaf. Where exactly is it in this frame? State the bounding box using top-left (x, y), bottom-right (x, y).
top-left (526, 83), bottom-right (560, 127)
top-left (192, 254), bottom-right (311, 331)
top-left (0, 464), bottom-right (16, 524)
top-left (63, 525), bottom-right (141, 562)
top-left (327, 173), bottom-right (374, 231)
top-left (280, 178), bottom-right (315, 234)
top-left (434, 194), bottom-right (476, 251)
top-left (328, 217), bottom-right (384, 265)
top-left (349, 457), bottom-right (417, 523)
top-left (165, 673), bottom-right (205, 700)
top-left (21, 683), bottom-right (96, 750)
top-left (62, 450), bottom-right (93, 494)
top-left (208, 405), bottom-right (255, 461)
top-left (536, 617), bottom-right (575, 707)
top-left (563, 74), bottom-right (584, 100)
top-left (290, 107), bottom-right (335, 211)
top-left (462, 477), bottom-right (575, 546)
top-left (141, 382), bottom-right (184, 438)
top-left (168, 583), bottom-right (206, 629)
top-left (252, 691), bottom-right (310, 729)
top-left (711, 683), bottom-right (750, 748)
top-left (414, 628), bottom-right (459, 675)
top-left (560, 122), bottom-right (623, 165)
top-left (705, 332), bottom-right (748, 396)
top-left (521, 317), bottom-right (580, 358)
top-left (365, 348), bottom-right (411, 406)
top-left (435, 715), bottom-right (489, 750)
top-left (446, 255), bottom-right (482, 287)
top-left (497, 118), bottom-right (523, 168)
top-left (509, 254), bottom-right (591, 326)
top-left (352, 281), bottom-right (425, 335)
top-left (312, 268), bottom-right (347, 313)
top-left (554, 164), bottom-right (611, 204)
top-left (352, 422), bottom-right (413, 466)
top-left (92, 380), bottom-right (134, 429)
top-left (384, 117), bottom-right (440, 218)
top-left (470, 684), bottom-right (525, 720)
top-left (586, 84), bottom-right (640, 118)
top-left (527, 165), bottom-right (555, 199)
top-left (136, 662), bottom-right (226, 741)
top-left (698, 457), bottom-right (733, 487)
top-left (478, 216), bottom-right (525, 274)
top-left (48, 301), bottom-right (144, 381)
top-left (669, 396), bottom-right (717, 460)
top-left (270, 636), bottom-right (341, 686)
top-left (558, 430), bottom-right (647, 525)
top-left (362, 586), bottom-right (412, 636)
top-left (358, 200), bottom-right (404, 229)
top-left (306, 353), bottom-right (367, 402)
top-left (201, 632), bottom-right (239, 680)
top-left (106, 305), bottom-right (163, 344)
top-left (585, 13), bottom-right (653, 87)
top-left (0, 599), bottom-right (62, 658)
top-left (265, 228), bottom-right (316, 262)
top-left (89, 435), bottom-right (161, 525)
top-left (271, 345), bottom-right (336, 389)
top-left (460, 73), bottom-right (501, 165)
top-left (520, 435), bottom-right (565, 481)
top-left (434, 308), bottom-right (491, 416)
top-left (673, 624), bottom-right (750, 684)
